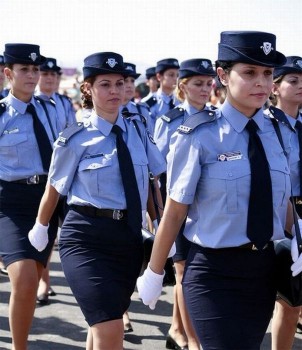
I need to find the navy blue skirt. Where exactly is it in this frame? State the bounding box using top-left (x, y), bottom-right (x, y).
top-left (182, 242), bottom-right (277, 349)
top-left (59, 208), bottom-right (144, 326)
top-left (0, 180), bottom-right (57, 268)
top-left (173, 220), bottom-right (191, 262)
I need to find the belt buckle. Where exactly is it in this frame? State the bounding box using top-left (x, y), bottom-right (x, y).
top-left (27, 175), bottom-right (39, 184)
top-left (252, 243), bottom-right (268, 251)
top-left (113, 210), bottom-right (123, 220)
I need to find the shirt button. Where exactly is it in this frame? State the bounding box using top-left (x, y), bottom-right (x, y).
top-left (228, 172), bottom-right (233, 177)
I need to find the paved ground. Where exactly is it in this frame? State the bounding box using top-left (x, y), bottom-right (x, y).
top-left (1, 248), bottom-right (302, 350)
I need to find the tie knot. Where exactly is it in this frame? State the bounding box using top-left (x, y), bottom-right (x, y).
top-left (245, 119), bottom-right (259, 134)
top-left (26, 103), bottom-right (35, 114)
top-left (112, 124), bottom-right (122, 136)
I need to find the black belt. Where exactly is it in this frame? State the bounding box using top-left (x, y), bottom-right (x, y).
top-left (11, 175), bottom-right (48, 185)
top-left (71, 205), bottom-right (127, 220)
top-left (237, 242), bottom-right (271, 250)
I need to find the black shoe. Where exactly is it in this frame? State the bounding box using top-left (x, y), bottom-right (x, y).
top-left (48, 287), bottom-right (57, 296)
top-left (37, 294), bottom-right (49, 306)
top-left (297, 322), bottom-right (302, 334)
top-left (123, 322), bottom-right (133, 333)
top-left (166, 334), bottom-right (188, 350)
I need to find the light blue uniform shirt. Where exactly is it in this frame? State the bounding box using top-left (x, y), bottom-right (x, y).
top-left (35, 90), bottom-right (76, 133)
top-left (148, 89), bottom-right (180, 135)
top-left (49, 110), bottom-right (166, 209)
top-left (284, 112), bottom-right (301, 196)
top-left (119, 100), bottom-right (151, 126)
top-left (154, 101), bottom-right (214, 160)
top-left (0, 93), bottom-right (57, 181)
top-left (167, 100), bottom-right (292, 248)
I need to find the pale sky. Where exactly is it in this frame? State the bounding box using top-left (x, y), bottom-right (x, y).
top-left (1, 0), bottom-right (301, 75)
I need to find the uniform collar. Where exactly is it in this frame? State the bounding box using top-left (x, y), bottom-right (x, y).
top-left (6, 92), bottom-right (38, 114)
top-left (182, 100), bottom-right (209, 115)
top-left (89, 110), bottom-right (126, 136)
top-left (220, 99), bottom-right (265, 133)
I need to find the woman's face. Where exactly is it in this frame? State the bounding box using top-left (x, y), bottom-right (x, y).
top-left (38, 71), bottom-right (58, 95)
top-left (180, 75), bottom-right (213, 110)
top-left (86, 73), bottom-right (125, 117)
top-left (124, 76), bottom-right (135, 103)
top-left (273, 73), bottom-right (302, 107)
top-left (158, 68), bottom-right (178, 91)
top-left (5, 64), bottom-right (40, 101)
top-left (218, 63), bottom-right (274, 117)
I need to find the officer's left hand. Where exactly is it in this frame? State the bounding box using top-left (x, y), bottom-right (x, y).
top-left (291, 219), bottom-right (302, 277)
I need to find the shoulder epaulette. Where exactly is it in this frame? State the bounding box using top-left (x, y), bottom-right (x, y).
top-left (144, 96), bottom-right (157, 108)
top-left (0, 102), bottom-right (6, 116)
top-left (177, 110), bottom-right (216, 134)
top-left (268, 106), bottom-right (294, 132)
top-left (58, 122), bottom-right (85, 146)
top-left (161, 106), bottom-right (185, 123)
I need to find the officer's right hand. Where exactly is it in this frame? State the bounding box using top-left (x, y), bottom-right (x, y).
top-left (28, 221), bottom-right (49, 252)
top-left (137, 264), bottom-right (165, 310)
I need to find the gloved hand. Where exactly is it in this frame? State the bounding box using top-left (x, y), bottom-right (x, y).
top-left (168, 242), bottom-right (176, 258)
top-left (291, 219), bottom-right (302, 277)
top-left (137, 264), bottom-right (165, 310)
top-left (28, 221), bottom-right (49, 252)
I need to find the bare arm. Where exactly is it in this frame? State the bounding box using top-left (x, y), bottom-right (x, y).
top-left (149, 197), bottom-right (188, 274)
top-left (37, 182), bottom-right (61, 225)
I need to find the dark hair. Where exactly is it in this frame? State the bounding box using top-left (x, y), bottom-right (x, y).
top-left (80, 76), bottom-right (96, 109)
top-left (215, 61), bottom-right (235, 86)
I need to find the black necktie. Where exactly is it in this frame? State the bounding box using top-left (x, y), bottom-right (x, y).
top-left (168, 97), bottom-right (175, 110)
top-left (246, 119), bottom-right (273, 249)
top-left (112, 125), bottom-right (142, 232)
top-left (27, 103), bottom-right (53, 171)
top-left (121, 106), bottom-right (129, 117)
top-left (296, 120), bottom-right (302, 196)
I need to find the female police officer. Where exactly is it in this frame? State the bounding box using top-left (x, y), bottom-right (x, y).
top-left (137, 31), bottom-right (302, 349)
top-left (268, 56), bottom-right (302, 350)
top-left (154, 58), bottom-right (216, 350)
top-left (27, 51), bottom-right (166, 350)
top-left (0, 43), bottom-right (58, 349)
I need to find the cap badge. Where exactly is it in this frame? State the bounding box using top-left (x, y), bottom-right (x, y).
top-left (126, 65), bottom-right (134, 71)
top-left (106, 58), bottom-right (118, 68)
top-left (261, 42), bottom-right (273, 56)
top-left (47, 61), bottom-right (54, 68)
top-left (29, 53), bottom-right (37, 61)
top-left (295, 60), bottom-right (302, 69)
top-left (201, 61), bottom-right (209, 69)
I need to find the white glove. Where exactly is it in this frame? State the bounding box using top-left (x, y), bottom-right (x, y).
top-left (137, 264), bottom-right (165, 310)
top-left (28, 221), bottom-right (49, 252)
top-left (291, 219), bottom-right (302, 277)
top-left (168, 242), bottom-right (176, 258)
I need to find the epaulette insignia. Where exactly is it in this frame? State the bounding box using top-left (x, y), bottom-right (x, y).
top-left (178, 110), bottom-right (216, 134)
top-left (145, 96), bottom-right (157, 108)
top-left (58, 122), bottom-right (84, 146)
top-left (161, 107), bottom-right (185, 123)
top-left (268, 106), bottom-right (294, 132)
top-left (0, 102), bottom-right (6, 116)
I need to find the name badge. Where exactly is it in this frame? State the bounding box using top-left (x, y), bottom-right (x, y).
top-left (217, 151), bottom-right (242, 162)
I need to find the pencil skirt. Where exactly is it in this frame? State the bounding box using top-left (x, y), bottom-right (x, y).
top-left (59, 208), bottom-right (144, 326)
top-left (182, 242), bottom-right (277, 350)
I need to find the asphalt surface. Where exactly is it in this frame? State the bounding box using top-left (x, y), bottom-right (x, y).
top-left (1, 248), bottom-right (302, 350)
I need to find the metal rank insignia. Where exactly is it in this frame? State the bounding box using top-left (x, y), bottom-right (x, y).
top-left (217, 151), bottom-right (242, 162)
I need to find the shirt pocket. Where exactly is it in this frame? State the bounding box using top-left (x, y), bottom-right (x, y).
top-left (78, 155), bottom-right (113, 197)
top-left (206, 159), bottom-right (250, 213)
top-left (0, 133), bottom-right (28, 166)
top-left (268, 157), bottom-right (290, 208)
